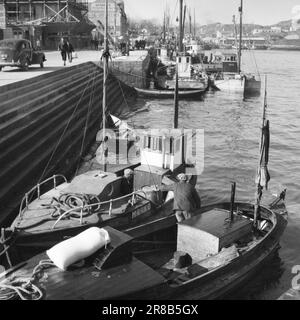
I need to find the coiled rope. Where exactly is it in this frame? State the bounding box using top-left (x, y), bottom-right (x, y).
top-left (0, 228), bottom-right (14, 268)
top-left (47, 193), bottom-right (101, 220)
top-left (0, 259), bottom-right (55, 300)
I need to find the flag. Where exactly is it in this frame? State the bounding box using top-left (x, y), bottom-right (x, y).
top-left (255, 119), bottom-right (270, 190)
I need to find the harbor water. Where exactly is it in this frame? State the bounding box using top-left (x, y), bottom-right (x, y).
top-left (124, 50), bottom-right (300, 299)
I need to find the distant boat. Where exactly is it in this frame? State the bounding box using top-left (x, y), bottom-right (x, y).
top-left (164, 54), bottom-right (209, 91)
top-left (213, 0), bottom-right (261, 95)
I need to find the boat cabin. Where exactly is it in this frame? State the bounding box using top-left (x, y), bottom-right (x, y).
top-left (176, 54), bottom-right (192, 78)
top-left (177, 208), bottom-right (253, 261)
top-left (221, 52), bottom-right (238, 73)
top-left (61, 171), bottom-right (123, 202)
top-left (133, 130), bottom-right (185, 190)
top-left (156, 47), bottom-right (168, 59)
top-left (185, 42), bottom-right (202, 56)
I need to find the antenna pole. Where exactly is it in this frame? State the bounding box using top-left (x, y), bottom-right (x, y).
top-left (173, 64), bottom-right (179, 129)
top-left (238, 0), bottom-right (243, 73)
top-left (179, 0), bottom-right (183, 52)
top-left (102, 0), bottom-right (109, 171)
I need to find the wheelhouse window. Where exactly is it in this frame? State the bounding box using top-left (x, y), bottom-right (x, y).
top-left (175, 138), bottom-right (181, 152)
top-left (165, 137), bottom-right (174, 154)
top-left (143, 136), bottom-right (163, 152)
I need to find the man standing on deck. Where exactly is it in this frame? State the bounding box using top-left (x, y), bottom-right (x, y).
top-left (95, 136), bottom-right (109, 165)
top-left (158, 173), bottom-right (201, 222)
top-left (120, 169), bottom-right (134, 196)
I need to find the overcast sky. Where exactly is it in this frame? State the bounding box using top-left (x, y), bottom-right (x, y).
top-left (125, 0), bottom-right (300, 25)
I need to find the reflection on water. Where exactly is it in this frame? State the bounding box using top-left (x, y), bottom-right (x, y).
top-left (122, 50), bottom-right (300, 299)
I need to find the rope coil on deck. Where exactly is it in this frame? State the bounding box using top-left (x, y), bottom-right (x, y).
top-left (0, 259), bottom-right (55, 300)
top-left (50, 193), bottom-right (101, 218)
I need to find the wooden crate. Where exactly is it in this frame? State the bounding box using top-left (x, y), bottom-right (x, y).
top-left (177, 208), bottom-right (252, 261)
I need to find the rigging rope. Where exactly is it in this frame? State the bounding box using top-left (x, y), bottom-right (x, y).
top-left (75, 67), bottom-right (98, 176)
top-left (38, 70), bottom-right (98, 185)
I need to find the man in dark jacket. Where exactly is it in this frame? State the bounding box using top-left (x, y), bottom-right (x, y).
top-left (58, 38), bottom-right (68, 66)
top-left (120, 169), bottom-right (134, 196)
top-left (159, 173), bottom-right (201, 222)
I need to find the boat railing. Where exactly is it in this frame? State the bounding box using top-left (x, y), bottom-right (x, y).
top-left (51, 190), bottom-right (150, 230)
top-left (19, 175), bottom-right (68, 217)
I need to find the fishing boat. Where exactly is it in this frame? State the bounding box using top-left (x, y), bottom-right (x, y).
top-left (212, 52), bottom-right (246, 92)
top-left (0, 191), bottom-right (287, 300)
top-left (164, 54), bottom-right (209, 92)
top-left (141, 0), bottom-right (208, 96)
top-left (213, 0), bottom-right (261, 94)
top-left (0, 78), bottom-right (288, 300)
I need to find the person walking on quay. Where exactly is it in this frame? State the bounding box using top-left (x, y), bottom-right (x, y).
top-left (66, 40), bottom-right (75, 63)
top-left (158, 173), bottom-right (201, 222)
top-left (58, 38), bottom-right (68, 66)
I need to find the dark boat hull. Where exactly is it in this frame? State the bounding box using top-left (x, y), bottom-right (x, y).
top-left (245, 77), bottom-right (261, 95)
top-left (4, 199), bottom-right (174, 265)
top-left (1, 202), bottom-right (287, 300)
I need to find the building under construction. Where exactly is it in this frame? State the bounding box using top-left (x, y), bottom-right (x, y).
top-left (85, 0), bottom-right (128, 43)
top-left (0, 0), bottom-right (95, 49)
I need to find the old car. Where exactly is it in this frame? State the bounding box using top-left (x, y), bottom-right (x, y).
top-left (0, 39), bottom-right (46, 71)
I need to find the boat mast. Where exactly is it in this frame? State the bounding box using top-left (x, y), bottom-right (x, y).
top-left (194, 8), bottom-right (196, 38)
top-left (189, 9), bottom-right (192, 36)
top-left (182, 4), bottom-right (187, 49)
top-left (238, 0), bottom-right (243, 73)
top-left (102, 0), bottom-right (109, 171)
top-left (114, 1), bottom-right (117, 47)
top-left (232, 15), bottom-right (238, 51)
top-left (173, 64), bottom-right (179, 129)
top-left (179, 0), bottom-right (183, 52)
top-left (163, 11), bottom-right (166, 43)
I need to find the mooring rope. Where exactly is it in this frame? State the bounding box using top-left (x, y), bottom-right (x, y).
top-left (0, 260), bottom-right (55, 300)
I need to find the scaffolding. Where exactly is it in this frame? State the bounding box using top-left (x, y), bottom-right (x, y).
top-left (3, 0), bottom-right (88, 25)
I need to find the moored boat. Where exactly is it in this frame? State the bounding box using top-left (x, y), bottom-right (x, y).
top-left (1, 126), bottom-right (190, 265)
top-left (0, 197), bottom-right (287, 300)
top-left (211, 1), bottom-right (261, 95)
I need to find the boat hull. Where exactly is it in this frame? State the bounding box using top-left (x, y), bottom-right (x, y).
top-left (1, 202), bottom-right (287, 300)
top-left (214, 77), bottom-right (245, 92)
top-left (245, 77), bottom-right (261, 94)
top-left (118, 203), bottom-right (288, 300)
top-left (134, 87), bottom-right (205, 99)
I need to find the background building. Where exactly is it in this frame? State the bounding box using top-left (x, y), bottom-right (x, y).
top-left (80, 0), bottom-right (128, 43)
top-left (0, 0), bottom-right (95, 49)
